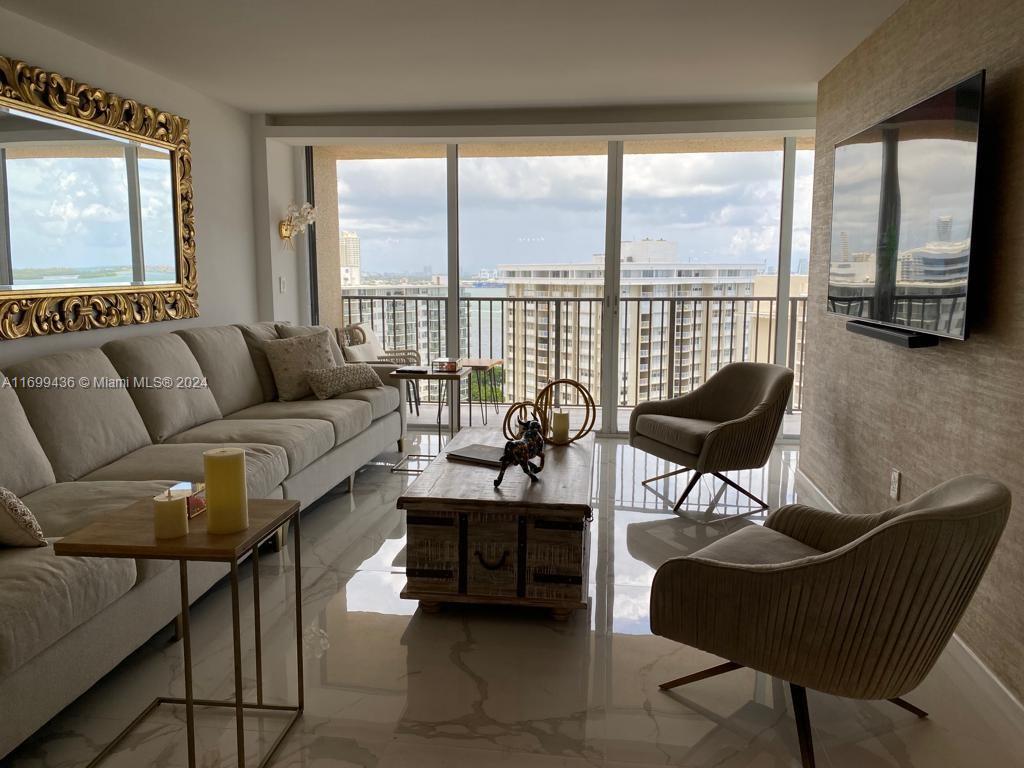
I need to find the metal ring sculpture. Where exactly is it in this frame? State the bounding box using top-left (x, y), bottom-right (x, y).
top-left (534, 379), bottom-right (597, 445)
top-left (502, 400), bottom-right (541, 440)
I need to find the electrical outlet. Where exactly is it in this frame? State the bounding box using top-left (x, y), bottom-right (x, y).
top-left (890, 469), bottom-right (902, 500)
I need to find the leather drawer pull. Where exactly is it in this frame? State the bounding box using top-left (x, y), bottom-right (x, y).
top-left (475, 550), bottom-right (510, 570)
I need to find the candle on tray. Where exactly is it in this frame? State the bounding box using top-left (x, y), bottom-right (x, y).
top-left (551, 411), bottom-right (570, 443)
top-left (204, 447), bottom-right (249, 534)
top-left (153, 489), bottom-right (189, 539)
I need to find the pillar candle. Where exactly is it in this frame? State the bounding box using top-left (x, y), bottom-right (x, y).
top-left (551, 411), bottom-right (570, 443)
top-left (204, 447), bottom-right (249, 534)
top-left (153, 489), bottom-right (189, 539)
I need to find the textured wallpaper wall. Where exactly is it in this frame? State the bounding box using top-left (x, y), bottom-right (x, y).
top-left (801, 0), bottom-right (1024, 699)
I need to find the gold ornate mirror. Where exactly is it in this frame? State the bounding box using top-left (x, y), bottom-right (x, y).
top-left (0, 55), bottom-right (197, 340)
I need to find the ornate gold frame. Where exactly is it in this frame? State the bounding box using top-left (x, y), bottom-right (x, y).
top-left (0, 55), bottom-right (197, 340)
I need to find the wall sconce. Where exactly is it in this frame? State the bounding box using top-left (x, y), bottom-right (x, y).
top-left (279, 202), bottom-right (316, 245)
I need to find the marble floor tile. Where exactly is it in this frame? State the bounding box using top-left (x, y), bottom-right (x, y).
top-left (4, 435), bottom-right (1023, 768)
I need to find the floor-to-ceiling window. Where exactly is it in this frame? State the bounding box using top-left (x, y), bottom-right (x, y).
top-left (313, 134), bottom-right (811, 436)
top-left (332, 145), bottom-right (449, 371)
top-left (618, 138), bottom-right (787, 428)
top-left (458, 142), bottom-right (608, 414)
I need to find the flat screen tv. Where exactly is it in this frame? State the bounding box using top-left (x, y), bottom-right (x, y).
top-left (827, 71), bottom-right (984, 341)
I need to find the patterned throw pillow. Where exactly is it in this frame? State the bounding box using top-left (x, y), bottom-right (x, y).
top-left (0, 487), bottom-right (47, 547)
top-left (307, 364), bottom-right (383, 400)
top-left (263, 330), bottom-right (336, 401)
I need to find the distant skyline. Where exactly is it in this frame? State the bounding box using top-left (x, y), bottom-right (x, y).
top-left (335, 150), bottom-right (814, 277)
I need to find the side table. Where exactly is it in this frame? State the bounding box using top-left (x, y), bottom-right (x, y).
top-left (389, 367), bottom-right (471, 473)
top-left (462, 357), bottom-right (503, 426)
top-left (53, 498), bottom-right (303, 768)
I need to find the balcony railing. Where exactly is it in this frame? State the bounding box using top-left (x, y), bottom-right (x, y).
top-left (341, 294), bottom-right (808, 413)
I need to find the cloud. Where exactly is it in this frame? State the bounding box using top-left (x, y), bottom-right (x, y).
top-left (336, 149), bottom-right (815, 276)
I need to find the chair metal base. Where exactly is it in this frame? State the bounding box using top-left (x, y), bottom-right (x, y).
top-left (658, 662), bottom-right (929, 768)
top-left (641, 467), bottom-right (769, 517)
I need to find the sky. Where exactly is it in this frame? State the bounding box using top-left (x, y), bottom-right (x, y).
top-left (4, 148), bottom-right (176, 278)
top-left (336, 148), bottom-right (815, 277)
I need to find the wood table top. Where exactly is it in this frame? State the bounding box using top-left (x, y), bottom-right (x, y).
top-left (390, 367), bottom-right (471, 381)
top-left (53, 498), bottom-right (300, 562)
top-left (461, 358), bottom-right (503, 370)
top-left (397, 427), bottom-right (594, 515)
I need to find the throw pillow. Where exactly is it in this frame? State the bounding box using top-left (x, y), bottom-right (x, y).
top-left (276, 324), bottom-right (346, 366)
top-left (340, 323), bottom-right (386, 362)
top-left (0, 487), bottom-right (46, 547)
top-left (263, 330), bottom-right (336, 401)
top-left (307, 364), bottom-right (383, 400)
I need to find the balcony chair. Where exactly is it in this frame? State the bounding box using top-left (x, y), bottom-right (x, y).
top-left (629, 361), bottom-right (793, 514)
top-left (339, 322), bottom-right (422, 415)
top-left (649, 474), bottom-right (1010, 768)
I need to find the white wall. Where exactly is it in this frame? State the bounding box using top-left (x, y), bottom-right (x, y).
top-left (251, 135), bottom-right (307, 326)
top-left (0, 7), bottom-right (259, 366)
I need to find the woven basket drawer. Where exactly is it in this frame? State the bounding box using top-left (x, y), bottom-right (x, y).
top-left (467, 511), bottom-right (518, 597)
top-left (406, 512), bottom-right (460, 594)
top-left (526, 518), bottom-right (585, 602)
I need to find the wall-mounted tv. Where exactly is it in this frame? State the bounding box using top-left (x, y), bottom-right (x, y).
top-left (827, 71), bottom-right (984, 341)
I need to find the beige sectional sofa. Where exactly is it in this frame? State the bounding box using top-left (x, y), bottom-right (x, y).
top-left (0, 322), bottom-right (406, 758)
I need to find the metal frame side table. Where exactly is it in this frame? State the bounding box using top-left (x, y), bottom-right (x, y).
top-left (462, 358), bottom-right (503, 427)
top-left (389, 367), bottom-right (471, 474)
top-left (53, 498), bottom-right (304, 768)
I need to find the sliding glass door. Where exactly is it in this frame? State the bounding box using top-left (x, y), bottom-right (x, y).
top-left (314, 135), bottom-right (811, 435)
top-left (458, 141), bottom-right (608, 412)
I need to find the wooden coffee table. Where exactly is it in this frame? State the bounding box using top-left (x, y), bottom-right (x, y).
top-left (54, 499), bottom-right (303, 768)
top-left (397, 427), bottom-right (595, 619)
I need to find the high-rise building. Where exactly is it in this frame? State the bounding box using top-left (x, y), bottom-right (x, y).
top-left (340, 230), bottom-right (362, 286)
top-left (498, 240), bottom-right (760, 404)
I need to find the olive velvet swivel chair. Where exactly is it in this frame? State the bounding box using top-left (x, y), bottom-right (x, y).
top-left (649, 474), bottom-right (1011, 768)
top-left (629, 362), bottom-right (794, 513)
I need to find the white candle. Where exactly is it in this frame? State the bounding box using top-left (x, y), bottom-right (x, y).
top-left (204, 447), bottom-right (249, 534)
top-left (153, 489), bottom-right (189, 539)
top-left (551, 411), bottom-right (570, 443)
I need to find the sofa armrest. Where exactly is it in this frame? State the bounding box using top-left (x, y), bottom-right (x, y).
top-left (368, 363), bottom-right (407, 435)
top-left (765, 504), bottom-right (895, 551)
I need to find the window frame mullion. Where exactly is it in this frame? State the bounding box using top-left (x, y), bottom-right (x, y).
top-left (124, 143), bottom-right (146, 285)
top-left (0, 147), bottom-right (13, 287)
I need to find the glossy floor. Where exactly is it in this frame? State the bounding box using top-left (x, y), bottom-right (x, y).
top-left (5, 437), bottom-right (1023, 767)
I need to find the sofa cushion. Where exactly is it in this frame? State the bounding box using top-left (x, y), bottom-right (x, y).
top-left (175, 326), bottom-right (264, 415)
top-left (166, 419), bottom-right (334, 474)
top-left (0, 543), bottom-right (137, 677)
top-left (277, 324), bottom-right (346, 366)
top-left (21, 480), bottom-right (176, 539)
top-left (102, 335), bottom-right (222, 443)
top-left (6, 349), bottom-right (152, 482)
top-left (334, 386), bottom-right (400, 421)
top-left (635, 414), bottom-right (719, 456)
top-left (236, 322), bottom-right (280, 402)
top-left (691, 525), bottom-right (822, 566)
top-left (226, 400), bottom-right (371, 446)
top-left (263, 330), bottom-right (336, 401)
top-left (83, 443), bottom-right (289, 500)
top-left (0, 385), bottom-right (56, 497)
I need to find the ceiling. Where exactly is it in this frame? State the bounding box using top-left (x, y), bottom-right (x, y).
top-left (0, 0), bottom-right (903, 115)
